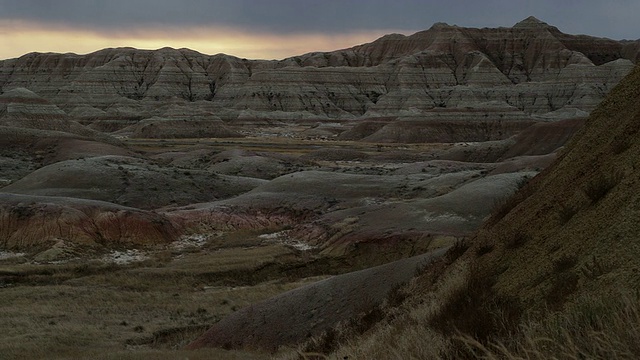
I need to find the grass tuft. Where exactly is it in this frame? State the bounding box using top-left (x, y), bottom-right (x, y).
top-left (461, 292), bottom-right (640, 360)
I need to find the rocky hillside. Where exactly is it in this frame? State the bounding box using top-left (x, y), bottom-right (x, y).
top-left (0, 17), bottom-right (637, 131)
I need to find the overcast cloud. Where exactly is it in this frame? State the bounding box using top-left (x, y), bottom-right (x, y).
top-left (0, 0), bottom-right (638, 60)
top-left (0, 0), bottom-right (638, 40)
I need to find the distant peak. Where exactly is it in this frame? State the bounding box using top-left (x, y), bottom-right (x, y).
top-left (514, 16), bottom-right (551, 28)
top-left (430, 22), bottom-right (454, 30)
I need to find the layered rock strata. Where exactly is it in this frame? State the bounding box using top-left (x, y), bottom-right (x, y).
top-left (0, 17), bottom-right (636, 132)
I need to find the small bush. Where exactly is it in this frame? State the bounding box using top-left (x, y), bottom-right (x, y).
top-left (133, 325), bottom-right (145, 333)
top-left (475, 244), bottom-right (495, 257)
top-left (553, 255), bottom-right (578, 273)
top-left (545, 271), bottom-right (579, 310)
top-left (447, 238), bottom-right (470, 261)
top-left (610, 135), bottom-right (632, 155)
top-left (584, 171), bottom-right (622, 204)
top-left (506, 231), bottom-right (530, 250)
top-left (386, 283), bottom-right (409, 308)
top-left (557, 203), bottom-right (578, 224)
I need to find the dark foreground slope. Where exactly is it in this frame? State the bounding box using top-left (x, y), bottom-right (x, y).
top-left (186, 248), bottom-right (448, 351)
top-left (318, 65), bottom-right (640, 359)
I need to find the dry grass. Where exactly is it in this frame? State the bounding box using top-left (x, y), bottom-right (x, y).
top-left (0, 276), bottom-right (305, 359)
top-left (460, 291), bottom-right (640, 360)
top-left (294, 263), bottom-right (640, 360)
top-left (274, 249), bottom-right (472, 360)
top-left (0, 240), bottom-right (329, 360)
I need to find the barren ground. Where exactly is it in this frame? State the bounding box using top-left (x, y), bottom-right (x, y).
top-left (0, 120), bottom-right (565, 358)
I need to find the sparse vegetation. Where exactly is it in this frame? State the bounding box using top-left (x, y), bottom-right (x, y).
top-left (0, 241), bottom-right (330, 359)
top-left (552, 254), bottom-right (578, 273)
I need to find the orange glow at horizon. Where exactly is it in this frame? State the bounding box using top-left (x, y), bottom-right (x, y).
top-left (0, 20), bottom-right (405, 60)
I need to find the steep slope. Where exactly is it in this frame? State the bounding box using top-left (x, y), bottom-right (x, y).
top-left (470, 64), bottom-right (640, 307)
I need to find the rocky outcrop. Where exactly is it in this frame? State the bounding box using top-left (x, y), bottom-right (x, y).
top-left (0, 18), bottom-right (636, 130)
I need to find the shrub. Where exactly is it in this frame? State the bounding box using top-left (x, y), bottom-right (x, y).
top-left (553, 254), bottom-right (578, 273)
top-left (584, 171), bottom-right (622, 204)
top-left (506, 231), bottom-right (530, 250)
top-left (545, 271), bottom-right (579, 310)
top-left (476, 244), bottom-right (495, 257)
top-left (557, 203), bottom-right (578, 224)
top-left (610, 136), bottom-right (631, 155)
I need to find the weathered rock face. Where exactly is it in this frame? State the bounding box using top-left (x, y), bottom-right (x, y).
top-left (0, 17), bottom-right (636, 127)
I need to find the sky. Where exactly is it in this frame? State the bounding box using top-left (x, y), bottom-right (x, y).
top-left (0, 0), bottom-right (638, 60)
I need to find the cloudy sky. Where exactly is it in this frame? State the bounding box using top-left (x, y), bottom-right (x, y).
top-left (0, 0), bottom-right (638, 60)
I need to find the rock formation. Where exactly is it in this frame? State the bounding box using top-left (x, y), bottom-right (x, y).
top-left (300, 54), bottom-right (640, 360)
top-left (0, 17), bottom-right (636, 136)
